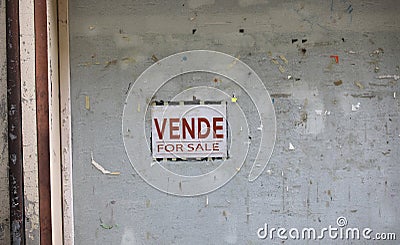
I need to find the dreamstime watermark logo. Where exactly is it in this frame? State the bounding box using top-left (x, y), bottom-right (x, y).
top-left (122, 50), bottom-right (276, 196)
top-left (257, 217), bottom-right (397, 241)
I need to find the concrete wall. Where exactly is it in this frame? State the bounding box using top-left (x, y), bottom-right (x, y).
top-left (70, 0), bottom-right (400, 243)
top-left (0, 0), bottom-right (10, 243)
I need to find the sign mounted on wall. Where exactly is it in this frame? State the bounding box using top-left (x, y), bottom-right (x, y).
top-left (151, 103), bottom-right (227, 159)
top-left (122, 50), bottom-right (276, 196)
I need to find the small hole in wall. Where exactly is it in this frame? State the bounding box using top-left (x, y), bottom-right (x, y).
top-left (292, 38), bottom-right (298, 43)
top-left (302, 39), bottom-right (307, 43)
top-left (239, 29), bottom-right (244, 33)
top-left (192, 29), bottom-right (197, 34)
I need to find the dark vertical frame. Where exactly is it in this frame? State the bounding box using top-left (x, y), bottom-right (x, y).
top-left (6, 0), bottom-right (25, 243)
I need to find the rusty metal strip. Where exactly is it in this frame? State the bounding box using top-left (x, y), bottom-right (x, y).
top-left (6, 0), bottom-right (25, 243)
top-left (35, 0), bottom-right (52, 243)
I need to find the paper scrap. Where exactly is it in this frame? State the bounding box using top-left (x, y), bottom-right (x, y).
top-left (100, 223), bottom-right (113, 229)
top-left (231, 97), bottom-right (238, 103)
top-left (354, 81), bottom-right (364, 89)
top-left (370, 48), bottom-right (384, 56)
top-left (376, 75), bottom-right (399, 81)
top-left (330, 55), bottom-right (339, 63)
top-left (351, 102), bottom-right (360, 112)
top-left (85, 96), bottom-right (90, 110)
top-left (91, 152), bottom-right (120, 175)
top-left (289, 143), bottom-right (295, 150)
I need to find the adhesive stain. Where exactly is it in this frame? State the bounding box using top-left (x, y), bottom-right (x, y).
top-left (151, 54), bottom-right (159, 62)
top-left (333, 80), bottom-right (343, 86)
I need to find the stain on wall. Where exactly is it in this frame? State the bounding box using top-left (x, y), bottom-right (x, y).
top-left (70, 0), bottom-right (399, 244)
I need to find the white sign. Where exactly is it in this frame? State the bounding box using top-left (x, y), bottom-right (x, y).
top-left (151, 104), bottom-right (227, 159)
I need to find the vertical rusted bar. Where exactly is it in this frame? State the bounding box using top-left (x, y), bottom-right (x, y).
top-left (6, 0), bottom-right (25, 244)
top-left (35, 0), bottom-right (52, 243)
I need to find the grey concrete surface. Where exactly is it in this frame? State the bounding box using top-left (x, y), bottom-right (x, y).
top-left (70, 0), bottom-right (399, 244)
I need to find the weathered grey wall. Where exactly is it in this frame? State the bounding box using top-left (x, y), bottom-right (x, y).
top-left (0, 0), bottom-right (10, 243)
top-left (70, 0), bottom-right (399, 244)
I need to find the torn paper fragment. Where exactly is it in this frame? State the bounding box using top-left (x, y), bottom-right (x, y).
top-left (91, 152), bottom-right (120, 175)
top-left (289, 143), bottom-right (295, 150)
top-left (231, 97), bottom-right (238, 103)
top-left (315, 110), bottom-right (323, 115)
top-left (85, 96), bottom-right (90, 110)
top-left (257, 125), bottom-right (263, 131)
top-left (370, 48), bottom-right (384, 56)
top-left (354, 81), bottom-right (364, 89)
top-left (376, 75), bottom-right (399, 81)
top-left (351, 102), bottom-right (360, 112)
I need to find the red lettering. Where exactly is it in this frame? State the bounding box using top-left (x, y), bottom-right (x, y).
top-left (176, 143), bottom-right (183, 152)
top-left (198, 117), bottom-right (210, 139)
top-left (182, 118), bottom-right (195, 139)
top-left (165, 144), bottom-right (174, 152)
top-left (195, 143), bottom-right (204, 151)
top-left (213, 117), bottom-right (224, 138)
top-left (212, 143), bottom-right (219, 151)
top-left (169, 118), bottom-right (180, 139)
top-left (154, 118), bottom-right (167, 139)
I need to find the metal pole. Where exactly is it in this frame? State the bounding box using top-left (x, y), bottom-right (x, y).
top-left (6, 0), bottom-right (25, 243)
